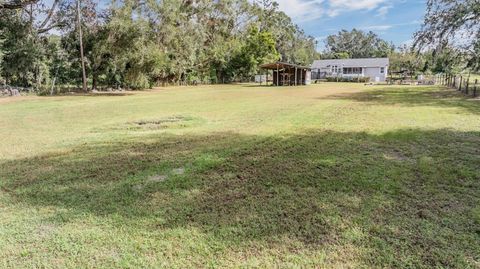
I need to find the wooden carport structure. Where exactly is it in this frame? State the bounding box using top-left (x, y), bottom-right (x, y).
top-left (260, 62), bottom-right (311, 86)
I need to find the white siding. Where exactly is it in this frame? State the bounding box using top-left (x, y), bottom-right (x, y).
top-left (364, 67), bottom-right (387, 82)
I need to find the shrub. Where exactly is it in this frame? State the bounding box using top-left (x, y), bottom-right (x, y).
top-left (325, 76), bottom-right (370, 83)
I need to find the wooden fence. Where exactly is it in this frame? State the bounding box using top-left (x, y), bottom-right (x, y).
top-left (435, 74), bottom-right (479, 97)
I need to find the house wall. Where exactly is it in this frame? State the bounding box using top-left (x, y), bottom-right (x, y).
top-left (312, 65), bottom-right (388, 82)
top-left (363, 67), bottom-right (387, 82)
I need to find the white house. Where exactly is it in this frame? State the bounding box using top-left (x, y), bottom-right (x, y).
top-left (311, 58), bottom-right (389, 82)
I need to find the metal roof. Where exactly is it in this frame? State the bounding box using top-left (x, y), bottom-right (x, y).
top-left (260, 62), bottom-right (311, 70)
top-left (311, 58), bottom-right (389, 69)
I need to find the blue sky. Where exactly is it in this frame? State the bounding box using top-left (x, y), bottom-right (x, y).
top-left (273, 0), bottom-right (427, 50)
top-left (46, 0), bottom-right (426, 50)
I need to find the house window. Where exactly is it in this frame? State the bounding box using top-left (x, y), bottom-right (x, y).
top-left (331, 65), bottom-right (339, 73)
top-left (380, 67), bottom-right (385, 74)
top-left (343, 67), bottom-right (362, 74)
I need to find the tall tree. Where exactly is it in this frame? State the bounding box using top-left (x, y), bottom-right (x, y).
top-left (76, 0), bottom-right (87, 92)
top-left (415, 0), bottom-right (480, 72)
top-left (324, 29), bottom-right (394, 58)
top-left (0, 0), bottom-right (37, 9)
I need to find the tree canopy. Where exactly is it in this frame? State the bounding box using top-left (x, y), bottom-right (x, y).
top-left (414, 0), bottom-right (480, 72)
top-left (323, 29), bottom-right (394, 59)
top-left (0, 0), bottom-right (317, 91)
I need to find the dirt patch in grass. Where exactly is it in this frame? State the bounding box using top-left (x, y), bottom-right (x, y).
top-left (104, 116), bottom-right (199, 131)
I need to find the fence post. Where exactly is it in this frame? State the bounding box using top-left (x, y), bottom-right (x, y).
top-left (474, 79), bottom-right (478, 97)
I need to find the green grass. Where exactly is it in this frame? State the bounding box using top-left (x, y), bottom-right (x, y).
top-left (0, 83), bottom-right (479, 268)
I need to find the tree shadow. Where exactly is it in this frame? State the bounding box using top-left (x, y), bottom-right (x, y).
top-left (323, 86), bottom-right (480, 115)
top-left (1, 129), bottom-right (479, 267)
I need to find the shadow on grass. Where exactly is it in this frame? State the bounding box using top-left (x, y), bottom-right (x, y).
top-left (1, 129), bottom-right (479, 267)
top-left (323, 86), bottom-right (480, 114)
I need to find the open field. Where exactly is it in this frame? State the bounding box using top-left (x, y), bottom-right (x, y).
top-left (0, 83), bottom-right (479, 268)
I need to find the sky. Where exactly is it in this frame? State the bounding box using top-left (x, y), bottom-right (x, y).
top-left (272, 0), bottom-right (427, 50)
top-left (44, 0), bottom-right (426, 50)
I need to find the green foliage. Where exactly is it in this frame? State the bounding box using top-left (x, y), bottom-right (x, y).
top-left (415, 0), bottom-right (480, 73)
top-left (0, 0), bottom-right (317, 91)
top-left (227, 27), bottom-right (279, 80)
top-left (388, 46), bottom-right (426, 74)
top-left (324, 29), bottom-right (394, 59)
top-left (325, 76), bottom-right (370, 83)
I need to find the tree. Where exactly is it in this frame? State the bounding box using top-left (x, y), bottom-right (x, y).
top-left (389, 45), bottom-right (426, 74)
top-left (324, 29), bottom-right (394, 58)
top-left (254, 0), bottom-right (317, 65)
top-left (1, 0), bottom-right (320, 91)
top-left (76, 0), bottom-right (87, 92)
top-left (227, 27), bottom-right (279, 80)
top-left (0, 0), bottom-right (37, 10)
top-left (0, 0), bottom-right (64, 87)
top-left (414, 0), bottom-right (480, 72)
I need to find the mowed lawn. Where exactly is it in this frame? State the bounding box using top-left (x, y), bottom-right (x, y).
top-left (0, 83), bottom-right (479, 268)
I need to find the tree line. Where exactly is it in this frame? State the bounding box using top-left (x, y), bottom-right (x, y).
top-left (1, 0), bottom-right (478, 92)
top-left (0, 0), bottom-right (317, 91)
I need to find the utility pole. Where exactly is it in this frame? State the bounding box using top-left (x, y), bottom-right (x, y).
top-left (76, 0), bottom-right (87, 92)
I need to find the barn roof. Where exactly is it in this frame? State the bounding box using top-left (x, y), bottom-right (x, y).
top-left (311, 58), bottom-right (389, 69)
top-left (260, 62), bottom-right (311, 70)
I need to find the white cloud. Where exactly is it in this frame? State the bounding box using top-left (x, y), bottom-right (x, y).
top-left (358, 20), bottom-right (421, 32)
top-left (274, 0), bottom-right (326, 22)
top-left (376, 4), bottom-right (392, 18)
top-left (329, 0), bottom-right (387, 10)
top-left (360, 25), bottom-right (393, 31)
top-left (272, 0), bottom-right (392, 21)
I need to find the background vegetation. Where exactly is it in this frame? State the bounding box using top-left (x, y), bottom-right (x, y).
top-left (1, 0), bottom-right (478, 92)
top-left (0, 0), bottom-right (317, 90)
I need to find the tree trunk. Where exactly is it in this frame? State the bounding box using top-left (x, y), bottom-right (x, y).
top-left (76, 0), bottom-right (88, 93)
top-left (92, 72), bottom-right (98, 90)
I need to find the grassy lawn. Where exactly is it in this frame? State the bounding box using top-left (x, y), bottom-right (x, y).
top-left (0, 83), bottom-right (479, 268)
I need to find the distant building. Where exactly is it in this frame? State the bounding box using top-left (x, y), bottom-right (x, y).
top-left (260, 62), bottom-right (311, 86)
top-left (311, 58), bottom-right (389, 82)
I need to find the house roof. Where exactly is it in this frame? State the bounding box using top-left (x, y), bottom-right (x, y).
top-left (311, 58), bottom-right (389, 69)
top-left (260, 62), bottom-right (311, 70)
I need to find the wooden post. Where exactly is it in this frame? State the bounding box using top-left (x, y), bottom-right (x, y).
top-left (282, 67), bottom-right (284, 86)
top-left (276, 64), bottom-right (279, 86)
top-left (295, 66), bottom-right (298, 86)
top-left (300, 69), bottom-right (303, 85)
top-left (76, 0), bottom-right (87, 93)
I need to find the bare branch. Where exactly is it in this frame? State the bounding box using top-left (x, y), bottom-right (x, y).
top-left (38, 0), bottom-right (59, 30)
top-left (0, 0), bottom-right (37, 10)
top-left (38, 22), bottom-right (64, 33)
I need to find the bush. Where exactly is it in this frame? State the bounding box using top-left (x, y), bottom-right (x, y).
top-left (326, 76), bottom-right (370, 83)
